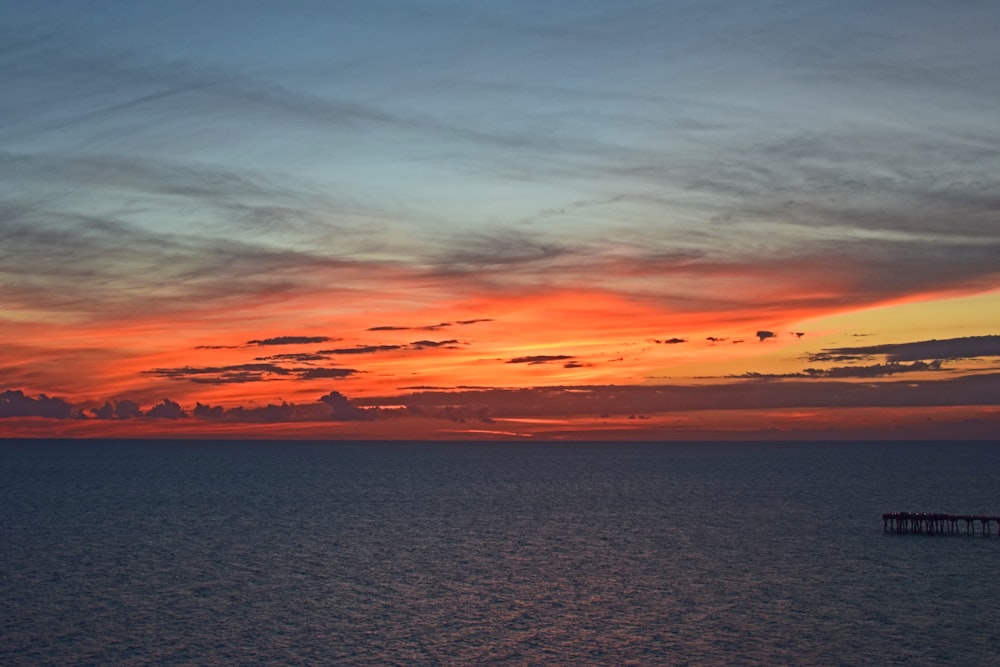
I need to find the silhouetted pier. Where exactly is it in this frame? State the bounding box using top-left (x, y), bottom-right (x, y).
top-left (883, 512), bottom-right (1000, 536)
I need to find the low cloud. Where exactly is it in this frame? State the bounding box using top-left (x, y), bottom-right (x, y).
top-left (318, 390), bottom-right (371, 421)
top-left (0, 390), bottom-right (74, 418)
top-left (756, 330), bottom-right (776, 342)
top-left (146, 398), bottom-right (185, 419)
top-left (91, 402), bottom-right (115, 419)
top-left (650, 338), bottom-right (687, 344)
top-left (88, 400), bottom-right (145, 419)
top-left (115, 400), bottom-right (143, 419)
top-left (1, 388), bottom-right (378, 424)
top-left (193, 392), bottom-right (373, 422)
top-left (402, 403), bottom-right (493, 424)
top-left (0, 393), bottom-right (183, 421)
top-left (193, 401), bottom-right (315, 423)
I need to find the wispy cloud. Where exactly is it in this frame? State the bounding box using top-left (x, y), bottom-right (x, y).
top-left (366, 320), bottom-right (489, 332)
top-left (0, 202), bottom-right (385, 318)
top-left (432, 229), bottom-right (573, 273)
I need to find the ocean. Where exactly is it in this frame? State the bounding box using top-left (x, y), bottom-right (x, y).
top-left (2, 439), bottom-right (999, 665)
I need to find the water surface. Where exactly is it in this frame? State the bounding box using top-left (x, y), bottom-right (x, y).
top-left (3, 439), bottom-right (999, 665)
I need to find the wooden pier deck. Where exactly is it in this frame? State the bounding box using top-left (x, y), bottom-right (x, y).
top-left (883, 512), bottom-right (1000, 536)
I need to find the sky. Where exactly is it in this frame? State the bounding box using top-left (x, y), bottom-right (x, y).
top-left (1, 0), bottom-right (998, 440)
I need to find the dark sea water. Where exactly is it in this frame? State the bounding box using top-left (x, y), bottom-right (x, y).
top-left (2, 439), bottom-right (999, 666)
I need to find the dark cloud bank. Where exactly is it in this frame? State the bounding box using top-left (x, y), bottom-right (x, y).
top-left (0, 391), bottom-right (377, 423)
top-left (3, 372), bottom-right (998, 429)
top-left (378, 374), bottom-right (1000, 419)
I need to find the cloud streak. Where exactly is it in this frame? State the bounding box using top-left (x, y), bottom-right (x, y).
top-left (142, 363), bottom-right (359, 385)
top-left (248, 336), bottom-right (336, 346)
top-left (808, 336), bottom-right (1000, 364)
top-left (507, 355), bottom-right (576, 365)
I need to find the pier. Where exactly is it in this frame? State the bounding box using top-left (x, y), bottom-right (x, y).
top-left (883, 512), bottom-right (1000, 536)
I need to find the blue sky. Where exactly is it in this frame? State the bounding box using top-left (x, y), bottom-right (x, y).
top-left (6, 0), bottom-right (998, 248)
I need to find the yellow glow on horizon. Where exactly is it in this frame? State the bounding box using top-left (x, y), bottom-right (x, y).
top-left (799, 289), bottom-right (1000, 342)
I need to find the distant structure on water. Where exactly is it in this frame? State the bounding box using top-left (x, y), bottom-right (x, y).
top-left (883, 512), bottom-right (1000, 536)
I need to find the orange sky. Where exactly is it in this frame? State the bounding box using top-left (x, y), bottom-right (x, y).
top-left (2, 286), bottom-right (998, 439)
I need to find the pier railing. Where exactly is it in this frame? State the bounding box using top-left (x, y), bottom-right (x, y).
top-left (883, 512), bottom-right (1000, 536)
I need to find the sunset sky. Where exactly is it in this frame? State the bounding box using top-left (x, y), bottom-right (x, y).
top-left (2, 0), bottom-right (998, 439)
